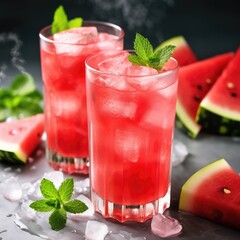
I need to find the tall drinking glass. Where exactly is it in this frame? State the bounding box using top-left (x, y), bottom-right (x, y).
top-left (39, 21), bottom-right (124, 174)
top-left (86, 50), bottom-right (179, 222)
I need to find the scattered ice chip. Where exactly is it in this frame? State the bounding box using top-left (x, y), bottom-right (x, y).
top-left (98, 52), bottom-right (131, 75)
top-left (105, 233), bottom-right (125, 240)
top-left (53, 27), bottom-right (99, 55)
top-left (2, 177), bottom-right (23, 201)
top-left (126, 65), bottom-right (158, 91)
top-left (85, 220), bottom-right (109, 240)
top-left (172, 139), bottom-right (188, 166)
top-left (21, 200), bottom-right (37, 220)
top-left (68, 194), bottom-right (94, 220)
top-left (151, 213), bottom-right (182, 238)
top-left (42, 171), bottom-right (64, 189)
top-left (27, 179), bottom-right (42, 198)
top-left (74, 178), bottom-right (90, 193)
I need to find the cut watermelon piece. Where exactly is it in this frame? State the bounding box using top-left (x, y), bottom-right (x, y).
top-left (0, 114), bottom-right (44, 163)
top-left (176, 52), bottom-right (234, 138)
top-left (197, 48), bottom-right (240, 136)
top-left (155, 35), bottom-right (197, 66)
top-left (179, 158), bottom-right (240, 230)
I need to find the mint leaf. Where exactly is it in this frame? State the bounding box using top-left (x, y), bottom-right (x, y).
top-left (51, 5), bottom-right (68, 34)
top-left (40, 178), bottom-right (59, 199)
top-left (153, 45), bottom-right (176, 70)
top-left (68, 18), bottom-right (83, 29)
top-left (0, 73), bottom-right (43, 122)
top-left (29, 177), bottom-right (88, 231)
top-left (63, 199), bottom-right (88, 213)
top-left (128, 54), bottom-right (146, 66)
top-left (10, 73), bottom-right (35, 96)
top-left (30, 200), bottom-right (54, 212)
top-left (134, 33), bottom-right (154, 61)
top-left (51, 5), bottom-right (83, 34)
top-left (49, 208), bottom-right (67, 231)
top-left (128, 33), bottom-right (176, 71)
top-left (58, 178), bottom-right (73, 202)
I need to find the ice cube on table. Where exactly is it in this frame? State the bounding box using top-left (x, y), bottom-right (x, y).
top-left (68, 194), bottom-right (94, 220)
top-left (126, 65), bottom-right (158, 91)
top-left (42, 171), bottom-right (64, 189)
top-left (2, 177), bottom-right (23, 201)
top-left (172, 139), bottom-right (188, 166)
top-left (74, 178), bottom-right (90, 193)
top-left (85, 220), bottom-right (109, 240)
top-left (21, 200), bottom-right (37, 220)
top-left (53, 27), bottom-right (98, 55)
top-left (151, 213), bottom-right (182, 238)
top-left (98, 52), bottom-right (131, 75)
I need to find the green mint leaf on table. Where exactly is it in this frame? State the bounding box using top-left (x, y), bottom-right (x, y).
top-left (30, 178), bottom-right (88, 231)
top-left (51, 5), bottom-right (83, 34)
top-left (40, 178), bottom-right (59, 199)
top-left (49, 209), bottom-right (67, 231)
top-left (64, 199), bottom-right (88, 213)
top-left (30, 200), bottom-right (55, 212)
top-left (0, 72), bottom-right (43, 122)
top-left (128, 33), bottom-right (176, 71)
top-left (58, 178), bottom-right (74, 202)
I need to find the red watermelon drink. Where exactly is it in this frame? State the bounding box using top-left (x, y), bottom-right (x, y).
top-left (86, 40), bottom-right (179, 222)
top-left (39, 21), bottom-right (124, 174)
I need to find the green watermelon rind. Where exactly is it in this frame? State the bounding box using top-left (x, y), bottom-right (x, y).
top-left (179, 158), bottom-right (231, 211)
top-left (155, 35), bottom-right (186, 51)
top-left (197, 98), bottom-right (240, 136)
top-left (176, 100), bottom-right (201, 138)
top-left (0, 141), bottom-right (27, 163)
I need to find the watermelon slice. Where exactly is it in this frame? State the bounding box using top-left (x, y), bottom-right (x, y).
top-left (0, 114), bottom-right (44, 163)
top-left (176, 52), bottom-right (234, 138)
top-left (155, 35), bottom-right (197, 66)
top-left (179, 158), bottom-right (240, 230)
top-left (197, 48), bottom-right (240, 136)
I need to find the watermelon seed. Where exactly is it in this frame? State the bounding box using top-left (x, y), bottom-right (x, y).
top-left (222, 188), bottom-right (231, 194)
top-left (230, 92), bottom-right (237, 98)
top-left (194, 95), bottom-right (201, 102)
top-left (197, 85), bottom-right (203, 90)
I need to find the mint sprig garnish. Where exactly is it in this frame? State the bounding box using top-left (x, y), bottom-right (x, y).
top-left (0, 72), bottom-right (43, 122)
top-left (51, 5), bottom-right (83, 34)
top-left (30, 178), bottom-right (88, 231)
top-left (128, 33), bottom-right (176, 71)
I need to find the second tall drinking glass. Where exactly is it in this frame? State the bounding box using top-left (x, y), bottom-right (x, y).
top-left (39, 21), bottom-right (124, 174)
top-left (86, 50), bottom-right (179, 222)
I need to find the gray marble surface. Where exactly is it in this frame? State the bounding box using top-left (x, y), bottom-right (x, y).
top-left (0, 128), bottom-right (240, 240)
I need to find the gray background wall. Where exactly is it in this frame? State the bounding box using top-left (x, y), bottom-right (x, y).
top-left (0, 0), bottom-right (239, 85)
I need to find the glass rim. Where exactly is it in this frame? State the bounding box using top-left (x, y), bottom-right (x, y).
top-left (39, 20), bottom-right (125, 44)
top-left (85, 50), bottom-right (179, 78)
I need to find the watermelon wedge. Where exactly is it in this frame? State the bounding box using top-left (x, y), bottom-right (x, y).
top-left (197, 48), bottom-right (240, 136)
top-left (0, 114), bottom-right (44, 163)
top-left (176, 52), bottom-right (234, 138)
top-left (155, 35), bottom-right (197, 66)
top-left (179, 159), bottom-right (240, 230)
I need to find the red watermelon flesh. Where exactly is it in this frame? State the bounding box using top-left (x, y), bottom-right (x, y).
top-left (179, 159), bottom-right (240, 230)
top-left (176, 52), bottom-right (234, 138)
top-left (199, 48), bottom-right (240, 118)
top-left (155, 35), bottom-right (197, 67)
top-left (0, 114), bottom-right (44, 163)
